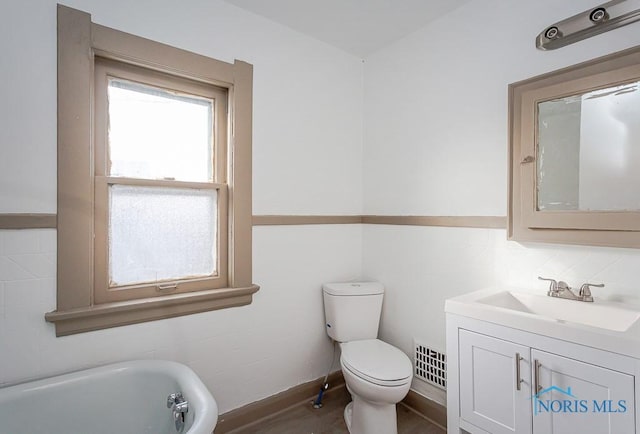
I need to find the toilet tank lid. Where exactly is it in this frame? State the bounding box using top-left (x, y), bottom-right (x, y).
top-left (322, 282), bottom-right (384, 296)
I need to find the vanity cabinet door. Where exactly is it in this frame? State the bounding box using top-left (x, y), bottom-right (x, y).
top-left (459, 330), bottom-right (532, 434)
top-left (531, 349), bottom-right (635, 434)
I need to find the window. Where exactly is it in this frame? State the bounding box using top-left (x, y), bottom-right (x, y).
top-left (47, 5), bottom-right (258, 335)
top-left (94, 59), bottom-right (229, 303)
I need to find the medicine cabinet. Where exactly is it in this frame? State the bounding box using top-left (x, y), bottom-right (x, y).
top-left (508, 45), bottom-right (640, 247)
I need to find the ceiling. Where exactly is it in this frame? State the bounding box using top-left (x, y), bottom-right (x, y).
top-left (223, 0), bottom-right (471, 57)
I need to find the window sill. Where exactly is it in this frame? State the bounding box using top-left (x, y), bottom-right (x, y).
top-left (45, 284), bottom-right (260, 336)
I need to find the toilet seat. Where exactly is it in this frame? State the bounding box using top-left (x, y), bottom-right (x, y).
top-left (340, 339), bottom-right (412, 387)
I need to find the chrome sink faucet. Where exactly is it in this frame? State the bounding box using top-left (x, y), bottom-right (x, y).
top-left (538, 276), bottom-right (604, 302)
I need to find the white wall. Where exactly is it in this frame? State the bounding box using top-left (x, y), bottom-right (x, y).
top-left (1, 0), bottom-right (363, 215)
top-left (362, 0), bottom-right (640, 403)
top-left (0, 0), bottom-right (363, 414)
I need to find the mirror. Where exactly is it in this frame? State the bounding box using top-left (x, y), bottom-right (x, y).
top-left (537, 80), bottom-right (640, 212)
top-left (508, 45), bottom-right (640, 247)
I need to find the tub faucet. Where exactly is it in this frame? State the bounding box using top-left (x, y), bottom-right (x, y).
top-left (167, 393), bottom-right (189, 412)
top-left (167, 393), bottom-right (189, 432)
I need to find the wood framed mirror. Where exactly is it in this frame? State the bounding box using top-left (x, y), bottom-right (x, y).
top-left (509, 45), bottom-right (640, 247)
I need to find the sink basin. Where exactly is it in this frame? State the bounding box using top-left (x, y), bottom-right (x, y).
top-left (476, 291), bottom-right (640, 332)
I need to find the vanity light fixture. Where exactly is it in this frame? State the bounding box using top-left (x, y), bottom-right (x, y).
top-left (536, 0), bottom-right (640, 50)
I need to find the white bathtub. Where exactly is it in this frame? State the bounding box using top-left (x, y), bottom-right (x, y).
top-left (0, 360), bottom-right (218, 434)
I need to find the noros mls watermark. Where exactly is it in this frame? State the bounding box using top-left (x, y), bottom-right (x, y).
top-left (532, 386), bottom-right (627, 415)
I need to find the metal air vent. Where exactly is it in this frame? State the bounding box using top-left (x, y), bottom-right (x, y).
top-left (415, 341), bottom-right (446, 389)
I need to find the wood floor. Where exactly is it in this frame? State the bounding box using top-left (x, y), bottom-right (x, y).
top-left (227, 387), bottom-right (445, 434)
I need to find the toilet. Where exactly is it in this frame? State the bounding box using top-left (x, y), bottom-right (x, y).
top-left (322, 282), bottom-right (412, 434)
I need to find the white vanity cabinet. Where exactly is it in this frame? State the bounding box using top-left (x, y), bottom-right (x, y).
top-left (458, 330), bottom-right (532, 434)
top-left (448, 315), bottom-right (639, 434)
top-left (531, 348), bottom-right (635, 434)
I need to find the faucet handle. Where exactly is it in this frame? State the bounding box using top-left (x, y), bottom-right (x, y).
top-left (579, 282), bottom-right (604, 301)
top-left (167, 392), bottom-right (183, 408)
top-left (538, 276), bottom-right (558, 294)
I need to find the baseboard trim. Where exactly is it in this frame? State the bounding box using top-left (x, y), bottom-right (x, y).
top-left (401, 389), bottom-right (447, 430)
top-left (215, 371), bottom-right (447, 433)
top-left (214, 370), bottom-right (345, 433)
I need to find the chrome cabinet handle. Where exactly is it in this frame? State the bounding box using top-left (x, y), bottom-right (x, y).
top-left (515, 353), bottom-right (523, 391)
top-left (534, 359), bottom-right (542, 394)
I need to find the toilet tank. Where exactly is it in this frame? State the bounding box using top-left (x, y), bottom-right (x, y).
top-left (322, 282), bottom-right (384, 342)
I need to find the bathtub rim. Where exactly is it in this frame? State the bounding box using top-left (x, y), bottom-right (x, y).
top-left (0, 359), bottom-right (218, 434)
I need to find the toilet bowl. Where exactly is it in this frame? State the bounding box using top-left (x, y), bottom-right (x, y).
top-left (339, 339), bottom-right (412, 434)
top-left (322, 282), bottom-right (412, 434)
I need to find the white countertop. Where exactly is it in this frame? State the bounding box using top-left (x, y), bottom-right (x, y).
top-left (445, 287), bottom-right (640, 359)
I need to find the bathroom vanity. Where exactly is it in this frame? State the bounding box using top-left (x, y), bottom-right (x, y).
top-left (445, 288), bottom-right (640, 434)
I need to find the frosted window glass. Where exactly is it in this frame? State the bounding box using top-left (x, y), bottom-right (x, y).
top-left (109, 185), bottom-right (217, 287)
top-left (108, 79), bottom-right (213, 182)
